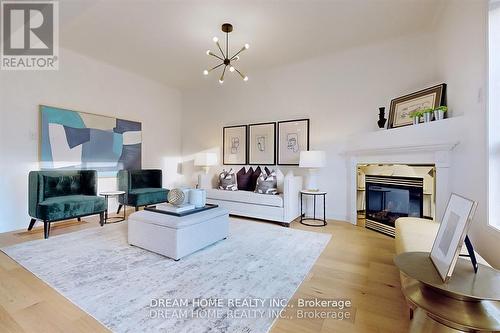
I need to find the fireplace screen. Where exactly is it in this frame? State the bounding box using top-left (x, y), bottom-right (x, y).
top-left (365, 175), bottom-right (423, 229)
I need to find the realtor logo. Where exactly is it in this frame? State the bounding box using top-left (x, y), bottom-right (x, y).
top-left (1, 1), bottom-right (59, 70)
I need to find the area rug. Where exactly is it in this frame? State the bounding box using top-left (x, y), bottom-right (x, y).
top-left (2, 219), bottom-right (330, 333)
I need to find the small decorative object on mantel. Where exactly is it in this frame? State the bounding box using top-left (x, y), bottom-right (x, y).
top-left (434, 106), bottom-right (448, 120)
top-left (377, 107), bottom-right (387, 129)
top-left (410, 111), bottom-right (423, 125)
top-left (388, 83), bottom-right (446, 129)
top-left (422, 108), bottom-right (434, 123)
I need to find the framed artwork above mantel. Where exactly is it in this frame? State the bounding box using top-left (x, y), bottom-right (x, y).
top-left (388, 84), bottom-right (446, 129)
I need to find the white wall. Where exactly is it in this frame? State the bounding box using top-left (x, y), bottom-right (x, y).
top-left (433, 0), bottom-right (500, 268)
top-left (0, 48), bottom-right (183, 233)
top-left (181, 32), bottom-right (438, 221)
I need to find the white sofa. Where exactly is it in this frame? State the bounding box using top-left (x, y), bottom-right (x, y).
top-left (206, 175), bottom-right (302, 226)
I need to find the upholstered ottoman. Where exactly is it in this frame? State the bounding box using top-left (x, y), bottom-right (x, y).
top-left (127, 207), bottom-right (229, 260)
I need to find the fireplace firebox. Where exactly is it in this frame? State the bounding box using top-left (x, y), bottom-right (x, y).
top-left (365, 175), bottom-right (424, 237)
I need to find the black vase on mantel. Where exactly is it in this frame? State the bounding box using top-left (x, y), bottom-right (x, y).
top-left (377, 107), bottom-right (387, 129)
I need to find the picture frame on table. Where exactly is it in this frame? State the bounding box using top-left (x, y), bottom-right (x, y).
top-left (388, 84), bottom-right (446, 129)
top-left (277, 119), bottom-right (310, 165)
top-left (223, 125), bottom-right (247, 165)
top-left (430, 193), bottom-right (477, 282)
top-left (248, 122), bottom-right (276, 165)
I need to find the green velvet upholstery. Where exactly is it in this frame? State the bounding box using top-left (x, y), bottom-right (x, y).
top-left (117, 169), bottom-right (168, 208)
top-left (38, 195), bottom-right (106, 221)
top-left (28, 170), bottom-right (106, 238)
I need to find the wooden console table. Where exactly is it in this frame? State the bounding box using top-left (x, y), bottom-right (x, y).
top-left (394, 252), bottom-right (500, 332)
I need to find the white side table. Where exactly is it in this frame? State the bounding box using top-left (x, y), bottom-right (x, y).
top-left (300, 190), bottom-right (327, 227)
top-left (99, 191), bottom-right (126, 224)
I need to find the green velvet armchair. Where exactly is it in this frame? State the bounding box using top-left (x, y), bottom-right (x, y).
top-left (117, 169), bottom-right (169, 213)
top-left (28, 170), bottom-right (106, 238)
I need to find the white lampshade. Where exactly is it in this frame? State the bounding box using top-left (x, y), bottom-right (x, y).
top-left (194, 152), bottom-right (218, 167)
top-left (299, 151), bottom-right (326, 168)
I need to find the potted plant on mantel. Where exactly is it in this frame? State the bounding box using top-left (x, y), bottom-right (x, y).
top-left (421, 108), bottom-right (434, 123)
top-left (410, 110), bottom-right (423, 125)
top-left (434, 106), bottom-right (448, 120)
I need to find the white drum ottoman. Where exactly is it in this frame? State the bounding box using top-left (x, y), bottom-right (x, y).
top-left (128, 207), bottom-right (229, 260)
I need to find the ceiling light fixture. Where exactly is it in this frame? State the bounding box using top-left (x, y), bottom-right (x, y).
top-left (203, 23), bottom-right (249, 84)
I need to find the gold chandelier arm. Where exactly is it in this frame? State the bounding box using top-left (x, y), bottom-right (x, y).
top-left (220, 65), bottom-right (227, 82)
top-left (215, 41), bottom-right (225, 58)
top-left (230, 44), bottom-right (248, 60)
top-left (209, 63), bottom-right (225, 72)
top-left (234, 67), bottom-right (247, 80)
top-left (207, 51), bottom-right (223, 61)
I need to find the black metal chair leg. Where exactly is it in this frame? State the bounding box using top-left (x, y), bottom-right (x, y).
top-left (28, 218), bottom-right (36, 231)
top-left (77, 217), bottom-right (81, 222)
top-left (99, 212), bottom-right (105, 226)
top-left (117, 204), bottom-right (123, 214)
top-left (44, 221), bottom-right (50, 239)
top-left (135, 206), bottom-right (139, 212)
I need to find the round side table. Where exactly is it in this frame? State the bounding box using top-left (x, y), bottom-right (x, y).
top-left (300, 190), bottom-right (327, 227)
top-left (99, 191), bottom-right (126, 224)
top-left (394, 251), bottom-right (500, 332)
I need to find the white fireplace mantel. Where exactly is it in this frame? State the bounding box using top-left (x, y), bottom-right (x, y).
top-left (344, 142), bottom-right (459, 225)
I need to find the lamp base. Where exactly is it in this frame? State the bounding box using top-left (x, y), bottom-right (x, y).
top-left (198, 174), bottom-right (211, 189)
top-left (304, 169), bottom-right (320, 192)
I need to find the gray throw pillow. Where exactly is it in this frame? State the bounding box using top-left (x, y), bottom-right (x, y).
top-left (218, 169), bottom-right (238, 191)
top-left (255, 170), bottom-right (278, 195)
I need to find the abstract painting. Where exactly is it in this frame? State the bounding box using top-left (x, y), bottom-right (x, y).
top-left (277, 119), bottom-right (309, 165)
top-left (248, 122), bottom-right (276, 165)
top-left (223, 125), bottom-right (247, 165)
top-left (40, 105), bottom-right (142, 176)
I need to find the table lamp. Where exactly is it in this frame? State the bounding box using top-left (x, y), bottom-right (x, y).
top-left (299, 151), bottom-right (326, 191)
top-left (194, 152), bottom-right (218, 189)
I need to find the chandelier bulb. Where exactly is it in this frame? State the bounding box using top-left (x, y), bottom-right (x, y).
top-left (219, 79), bottom-right (224, 84)
top-left (213, 37), bottom-right (219, 43)
top-left (244, 76), bottom-right (249, 81)
top-left (206, 50), bottom-right (211, 56)
top-left (244, 43), bottom-right (250, 50)
top-left (229, 66), bottom-right (235, 72)
top-left (203, 70), bottom-right (209, 76)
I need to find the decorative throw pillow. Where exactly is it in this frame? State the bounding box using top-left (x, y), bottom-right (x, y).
top-left (255, 170), bottom-right (278, 195)
top-left (218, 169), bottom-right (238, 191)
top-left (264, 167), bottom-right (285, 193)
top-left (237, 167), bottom-right (253, 191)
top-left (250, 166), bottom-right (262, 191)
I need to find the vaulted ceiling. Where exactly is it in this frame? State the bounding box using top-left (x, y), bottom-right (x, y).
top-left (60, 0), bottom-right (445, 89)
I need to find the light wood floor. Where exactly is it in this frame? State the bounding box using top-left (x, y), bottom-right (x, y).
top-left (0, 213), bottom-right (409, 333)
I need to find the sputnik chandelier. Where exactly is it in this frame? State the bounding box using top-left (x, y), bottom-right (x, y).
top-left (203, 23), bottom-right (249, 84)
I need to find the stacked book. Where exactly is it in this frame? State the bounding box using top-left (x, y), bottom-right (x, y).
top-left (156, 203), bottom-right (195, 214)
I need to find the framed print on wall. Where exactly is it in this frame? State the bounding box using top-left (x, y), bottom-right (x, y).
top-left (277, 119), bottom-right (310, 165)
top-left (388, 84), bottom-right (446, 129)
top-left (248, 122), bottom-right (276, 165)
top-left (430, 193), bottom-right (477, 282)
top-left (223, 125), bottom-right (247, 165)
top-left (40, 105), bottom-right (142, 177)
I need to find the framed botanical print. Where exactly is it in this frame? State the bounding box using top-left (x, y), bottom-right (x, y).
top-left (277, 119), bottom-right (310, 165)
top-left (248, 122), bottom-right (276, 165)
top-left (430, 193), bottom-right (477, 282)
top-left (223, 125), bottom-right (247, 165)
top-left (388, 84), bottom-right (446, 129)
